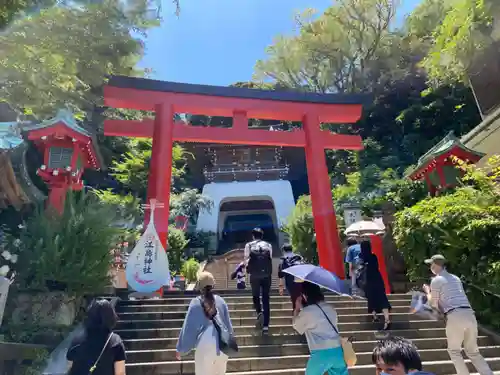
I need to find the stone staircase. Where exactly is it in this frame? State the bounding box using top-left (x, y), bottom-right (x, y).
top-left (115, 291), bottom-right (500, 375)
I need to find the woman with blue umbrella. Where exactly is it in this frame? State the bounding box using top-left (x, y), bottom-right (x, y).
top-left (283, 264), bottom-right (351, 375)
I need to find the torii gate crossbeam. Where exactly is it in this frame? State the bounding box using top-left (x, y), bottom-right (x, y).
top-left (103, 76), bottom-right (368, 278)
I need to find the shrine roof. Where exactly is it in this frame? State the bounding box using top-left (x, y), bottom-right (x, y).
top-left (23, 109), bottom-right (92, 137)
top-left (407, 131), bottom-right (485, 178)
top-left (108, 76), bottom-right (369, 105)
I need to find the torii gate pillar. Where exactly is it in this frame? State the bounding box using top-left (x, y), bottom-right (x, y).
top-left (303, 113), bottom-right (345, 276)
top-left (104, 76), bottom-right (370, 279)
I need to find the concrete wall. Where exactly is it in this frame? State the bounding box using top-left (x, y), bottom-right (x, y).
top-left (197, 180), bottom-right (295, 234)
top-left (462, 106), bottom-right (500, 167)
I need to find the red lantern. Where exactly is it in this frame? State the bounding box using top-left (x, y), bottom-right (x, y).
top-left (24, 110), bottom-right (101, 213)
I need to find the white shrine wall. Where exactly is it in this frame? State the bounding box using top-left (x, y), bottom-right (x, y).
top-left (196, 180), bottom-right (296, 235)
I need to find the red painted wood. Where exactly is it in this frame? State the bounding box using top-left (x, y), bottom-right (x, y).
top-left (48, 185), bottom-right (68, 214)
top-left (369, 234), bottom-right (391, 294)
top-left (149, 104), bottom-right (175, 249)
top-left (104, 79), bottom-right (366, 280)
top-left (303, 113), bottom-right (345, 278)
top-left (103, 86), bottom-right (363, 123)
top-left (104, 119), bottom-right (364, 150)
top-left (409, 145), bottom-right (484, 180)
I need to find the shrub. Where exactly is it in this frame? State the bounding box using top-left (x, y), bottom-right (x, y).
top-left (167, 226), bottom-right (189, 274)
top-left (393, 156), bottom-right (500, 290)
top-left (181, 258), bottom-right (200, 282)
top-left (283, 195), bottom-right (318, 264)
top-left (13, 192), bottom-right (122, 296)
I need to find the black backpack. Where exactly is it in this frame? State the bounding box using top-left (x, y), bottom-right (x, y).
top-left (247, 241), bottom-right (272, 279)
top-left (280, 254), bottom-right (304, 287)
top-left (281, 254), bottom-right (304, 270)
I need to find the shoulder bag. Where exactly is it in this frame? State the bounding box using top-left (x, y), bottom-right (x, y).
top-left (315, 303), bottom-right (357, 367)
top-left (199, 297), bottom-right (239, 356)
top-left (89, 333), bottom-right (113, 374)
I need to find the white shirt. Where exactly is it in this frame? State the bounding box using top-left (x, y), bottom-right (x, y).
top-left (293, 302), bottom-right (342, 350)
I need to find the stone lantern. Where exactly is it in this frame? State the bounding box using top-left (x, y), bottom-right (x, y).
top-left (24, 110), bottom-right (101, 213)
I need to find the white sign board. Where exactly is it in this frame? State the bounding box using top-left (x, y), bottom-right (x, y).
top-left (126, 206), bottom-right (171, 293)
top-left (343, 206), bottom-right (362, 228)
top-left (0, 276), bottom-right (10, 327)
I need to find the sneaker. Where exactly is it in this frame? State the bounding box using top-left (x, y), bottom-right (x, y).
top-left (262, 326), bottom-right (269, 335)
top-left (255, 313), bottom-right (264, 329)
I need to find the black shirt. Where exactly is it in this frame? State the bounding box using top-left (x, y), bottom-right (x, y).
top-left (67, 331), bottom-right (126, 375)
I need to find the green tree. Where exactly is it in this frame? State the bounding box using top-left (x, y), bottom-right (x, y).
top-left (167, 226), bottom-right (189, 274)
top-left (0, 0), bottom-right (159, 118)
top-left (254, 0), bottom-right (404, 93)
top-left (0, 0), bottom-right (53, 29)
top-left (283, 195), bottom-right (318, 264)
top-left (421, 0), bottom-right (498, 84)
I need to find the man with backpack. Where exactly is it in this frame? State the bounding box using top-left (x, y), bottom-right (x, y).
top-left (278, 244), bottom-right (304, 312)
top-left (244, 227), bottom-right (273, 334)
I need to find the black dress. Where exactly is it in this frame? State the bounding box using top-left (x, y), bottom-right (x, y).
top-left (362, 253), bottom-right (391, 313)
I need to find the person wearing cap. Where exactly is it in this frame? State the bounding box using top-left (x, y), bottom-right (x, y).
top-left (423, 254), bottom-right (493, 375)
top-left (244, 227), bottom-right (273, 333)
top-left (176, 271), bottom-right (233, 375)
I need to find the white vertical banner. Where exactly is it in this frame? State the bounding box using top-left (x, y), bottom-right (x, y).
top-left (0, 277), bottom-right (10, 327)
top-left (126, 201), bottom-right (171, 293)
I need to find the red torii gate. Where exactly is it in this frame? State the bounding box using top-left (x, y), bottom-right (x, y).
top-left (104, 76), bottom-right (367, 278)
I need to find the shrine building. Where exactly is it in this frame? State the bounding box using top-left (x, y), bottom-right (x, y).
top-left (183, 130), bottom-right (309, 255)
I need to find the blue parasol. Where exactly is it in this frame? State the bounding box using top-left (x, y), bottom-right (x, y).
top-left (282, 264), bottom-right (350, 295)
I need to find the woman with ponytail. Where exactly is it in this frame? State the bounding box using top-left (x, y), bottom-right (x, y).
top-left (176, 271), bottom-right (233, 375)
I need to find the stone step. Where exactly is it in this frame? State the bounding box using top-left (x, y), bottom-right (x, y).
top-left (117, 311), bottom-right (416, 323)
top-left (115, 321), bottom-right (444, 339)
top-left (125, 336), bottom-right (494, 362)
top-left (124, 350), bottom-right (500, 375)
top-left (118, 299), bottom-right (411, 312)
top-left (123, 333), bottom-right (493, 352)
top-left (124, 294), bottom-right (411, 305)
top-left (116, 312), bottom-right (423, 329)
top-left (117, 305), bottom-right (412, 320)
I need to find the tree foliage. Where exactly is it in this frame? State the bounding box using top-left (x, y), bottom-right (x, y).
top-left (421, 0), bottom-right (498, 84)
top-left (254, 0), bottom-right (403, 93)
top-left (283, 195), bottom-right (318, 264)
top-left (0, 0), bottom-right (54, 29)
top-left (393, 156), bottom-right (500, 289)
top-left (13, 191), bottom-right (123, 296)
top-left (167, 226), bottom-right (188, 274)
top-left (0, 0), bottom-right (158, 118)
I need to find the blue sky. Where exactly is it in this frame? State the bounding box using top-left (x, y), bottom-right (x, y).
top-left (140, 0), bottom-right (422, 86)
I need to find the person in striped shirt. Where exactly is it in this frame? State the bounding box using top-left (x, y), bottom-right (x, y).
top-left (230, 261), bottom-right (246, 290)
top-left (423, 254), bottom-right (493, 375)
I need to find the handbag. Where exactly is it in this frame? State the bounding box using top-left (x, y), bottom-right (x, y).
top-left (315, 304), bottom-right (357, 367)
top-left (199, 298), bottom-right (239, 355)
top-left (355, 263), bottom-right (368, 290)
top-left (89, 333), bottom-right (113, 374)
